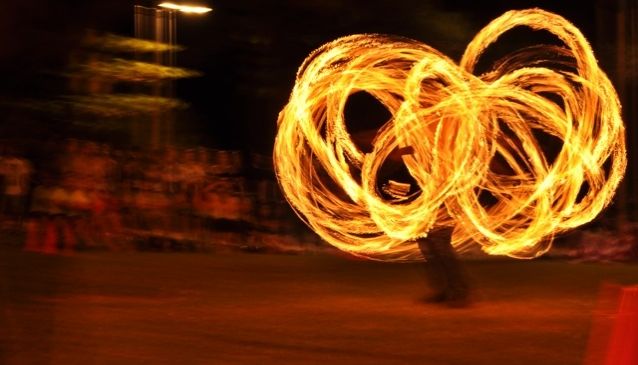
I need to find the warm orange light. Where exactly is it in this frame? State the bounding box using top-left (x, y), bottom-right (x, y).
top-left (273, 9), bottom-right (626, 261)
top-left (158, 2), bottom-right (212, 14)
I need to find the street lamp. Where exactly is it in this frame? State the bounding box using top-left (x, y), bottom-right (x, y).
top-left (134, 1), bottom-right (213, 61)
top-left (133, 1), bottom-right (211, 148)
top-left (158, 2), bottom-right (212, 14)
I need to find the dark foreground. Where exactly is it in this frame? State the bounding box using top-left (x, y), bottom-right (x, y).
top-left (1, 247), bottom-right (637, 365)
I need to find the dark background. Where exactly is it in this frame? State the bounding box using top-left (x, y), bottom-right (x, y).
top-left (0, 0), bottom-right (615, 152)
top-left (0, 1), bottom-right (635, 216)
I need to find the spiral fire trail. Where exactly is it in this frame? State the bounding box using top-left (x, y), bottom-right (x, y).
top-left (274, 9), bottom-right (626, 261)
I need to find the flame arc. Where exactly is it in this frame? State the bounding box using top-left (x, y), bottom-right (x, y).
top-left (274, 9), bottom-right (626, 261)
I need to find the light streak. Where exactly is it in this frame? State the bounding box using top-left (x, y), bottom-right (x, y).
top-left (273, 9), bottom-right (626, 261)
top-left (158, 2), bottom-right (212, 14)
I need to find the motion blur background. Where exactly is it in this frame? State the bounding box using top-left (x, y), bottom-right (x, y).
top-left (0, 0), bottom-right (636, 257)
top-left (1, 2), bottom-right (638, 365)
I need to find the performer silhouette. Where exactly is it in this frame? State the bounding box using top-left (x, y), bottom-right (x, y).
top-left (379, 148), bottom-right (471, 308)
top-left (417, 227), bottom-right (470, 307)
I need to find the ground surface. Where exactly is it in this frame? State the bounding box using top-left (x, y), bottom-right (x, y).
top-left (1, 246), bottom-right (637, 365)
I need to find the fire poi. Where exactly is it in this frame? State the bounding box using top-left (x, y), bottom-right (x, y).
top-left (273, 9), bottom-right (627, 261)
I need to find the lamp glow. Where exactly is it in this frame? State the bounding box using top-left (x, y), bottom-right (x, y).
top-left (158, 2), bottom-right (212, 14)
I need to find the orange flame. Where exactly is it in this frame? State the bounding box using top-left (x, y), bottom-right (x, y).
top-left (273, 9), bottom-right (626, 261)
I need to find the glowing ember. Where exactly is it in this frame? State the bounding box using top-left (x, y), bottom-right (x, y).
top-left (274, 9), bottom-right (626, 261)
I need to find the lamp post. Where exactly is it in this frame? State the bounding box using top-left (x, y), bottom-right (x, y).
top-left (133, 2), bottom-right (212, 148)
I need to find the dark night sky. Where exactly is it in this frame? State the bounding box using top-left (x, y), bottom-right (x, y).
top-left (0, 0), bottom-right (610, 152)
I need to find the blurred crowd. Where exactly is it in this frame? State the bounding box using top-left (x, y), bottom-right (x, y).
top-left (2, 139), bottom-right (635, 260)
top-left (0, 139), bottom-right (306, 254)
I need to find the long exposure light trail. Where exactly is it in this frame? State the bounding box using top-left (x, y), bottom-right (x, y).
top-left (274, 9), bottom-right (626, 261)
